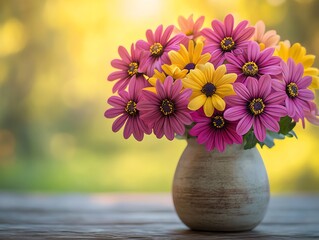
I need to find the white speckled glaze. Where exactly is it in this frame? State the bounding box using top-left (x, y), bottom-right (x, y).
top-left (173, 138), bottom-right (269, 232)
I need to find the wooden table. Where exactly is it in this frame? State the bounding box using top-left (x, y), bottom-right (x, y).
top-left (0, 193), bottom-right (318, 239)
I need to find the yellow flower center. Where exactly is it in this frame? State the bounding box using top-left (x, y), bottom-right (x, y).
top-left (201, 83), bottom-right (216, 97)
top-left (125, 100), bottom-right (137, 116)
top-left (186, 30), bottom-right (193, 36)
top-left (249, 98), bottom-right (265, 116)
top-left (127, 62), bottom-right (138, 76)
top-left (212, 115), bottom-right (225, 129)
top-left (160, 99), bottom-right (174, 116)
top-left (242, 61), bottom-right (259, 76)
top-left (220, 37), bottom-right (235, 51)
top-left (150, 43), bottom-right (164, 57)
top-left (286, 82), bottom-right (299, 98)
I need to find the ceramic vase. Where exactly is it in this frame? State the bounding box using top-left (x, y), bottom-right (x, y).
top-left (172, 138), bottom-right (269, 231)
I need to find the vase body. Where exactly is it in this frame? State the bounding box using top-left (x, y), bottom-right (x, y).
top-left (172, 138), bottom-right (269, 232)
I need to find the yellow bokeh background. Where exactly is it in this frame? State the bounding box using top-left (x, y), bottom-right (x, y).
top-left (0, 0), bottom-right (318, 192)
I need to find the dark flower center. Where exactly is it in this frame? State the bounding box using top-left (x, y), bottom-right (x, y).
top-left (201, 83), bottom-right (216, 97)
top-left (127, 62), bottom-right (138, 76)
top-left (220, 37), bottom-right (235, 51)
top-left (242, 61), bottom-right (259, 76)
top-left (125, 100), bottom-right (137, 116)
top-left (212, 115), bottom-right (225, 129)
top-left (160, 99), bottom-right (174, 116)
top-left (150, 43), bottom-right (164, 57)
top-left (286, 82), bottom-right (299, 98)
top-left (184, 63), bottom-right (196, 73)
top-left (249, 98), bottom-right (265, 116)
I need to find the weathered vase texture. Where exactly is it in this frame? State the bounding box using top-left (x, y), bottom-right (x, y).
top-left (173, 138), bottom-right (269, 231)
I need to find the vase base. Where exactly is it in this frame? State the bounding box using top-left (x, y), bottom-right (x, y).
top-left (186, 223), bottom-right (260, 232)
top-left (179, 215), bottom-right (262, 232)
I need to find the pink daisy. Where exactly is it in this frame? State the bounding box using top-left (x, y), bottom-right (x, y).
top-left (174, 15), bottom-right (205, 45)
top-left (225, 41), bottom-right (282, 84)
top-left (251, 20), bottom-right (280, 50)
top-left (137, 77), bottom-right (192, 140)
top-left (305, 102), bottom-right (319, 126)
top-left (136, 25), bottom-right (185, 77)
top-left (189, 108), bottom-right (242, 152)
top-left (104, 81), bottom-right (151, 141)
top-left (272, 59), bottom-right (314, 122)
top-left (201, 14), bottom-right (255, 66)
top-left (108, 43), bottom-right (150, 93)
top-left (224, 75), bottom-right (287, 142)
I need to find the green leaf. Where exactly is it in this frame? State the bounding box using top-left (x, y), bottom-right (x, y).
top-left (261, 134), bottom-right (275, 148)
top-left (243, 130), bottom-right (258, 149)
top-left (279, 116), bottom-right (296, 135)
top-left (289, 130), bottom-right (298, 139)
top-left (257, 131), bottom-right (279, 149)
top-left (241, 118), bottom-right (298, 150)
top-left (267, 131), bottom-right (285, 139)
top-left (285, 130), bottom-right (298, 138)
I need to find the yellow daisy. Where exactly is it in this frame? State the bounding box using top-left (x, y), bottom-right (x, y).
top-left (183, 63), bottom-right (237, 117)
top-left (168, 40), bottom-right (211, 73)
top-left (148, 64), bottom-right (188, 86)
top-left (275, 41), bottom-right (319, 89)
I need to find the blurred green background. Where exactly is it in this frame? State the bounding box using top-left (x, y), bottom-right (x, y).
top-left (0, 0), bottom-right (319, 193)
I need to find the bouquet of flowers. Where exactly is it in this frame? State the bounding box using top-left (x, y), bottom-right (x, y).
top-left (105, 14), bottom-right (319, 152)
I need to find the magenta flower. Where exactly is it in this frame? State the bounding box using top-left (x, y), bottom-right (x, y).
top-left (189, 108), bottom-right (242, 152)
top-left (104, 81), bottom-right (151, 141)
top-left (136, 25), bottom-right (185, 77)
top-left (108, 43), bottom-right (150, 93)
top-left (201, 14), bottom-right (255, 66)
top-left (137, 77), bottom-right (192, 140)
top-left (272, 59), bottom-right (314, 122)
top-left (224, 75), bottom-right (287, 142)
top-left (225, 41), bottom-right (282, 84)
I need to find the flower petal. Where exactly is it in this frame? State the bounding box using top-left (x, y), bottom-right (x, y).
top-left (260, 113), bottom-right (280, 132)
top-left (108, 94), bottom-right (126, 105)
top-left (224, 95), bottom-right (246, 106)
top-left (164, 118), bottom-right (174, 140)
top-left (266, 104), bottom-right (287, 117)
top-left (112, 115), bottom-right (128, 132)
top-left (236, 114), bottom-right (253, 135)
top-left (224, 106), bottom-right (247, 121)
top-left (224, 14), bottom-right (234, 36)
top-left (253, 117), bottom-right (266, 142)
top-left (203, 97), bottom-right (214, 117)
top-left (104, 108), bottom-right (124, 118)
top-left (298, 89), bottom-right (315, 101)
top-left (233, 82), bottom-right (251, 100)
top-left (211, 95), bottom-right (226, 111)
top-left (246, 76), bottom-right (259, 97)
top-left (118, 46), bottom-right (131, 63)
top-left (123, 117), bottom-right (133, 139)
top-left (188, 94), bottom-right (206, 110)
top-left (216, 84), bottom-right (235, 98)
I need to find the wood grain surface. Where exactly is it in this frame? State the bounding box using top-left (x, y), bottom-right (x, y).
top-left (0, 193), bottom-right (318, 239)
